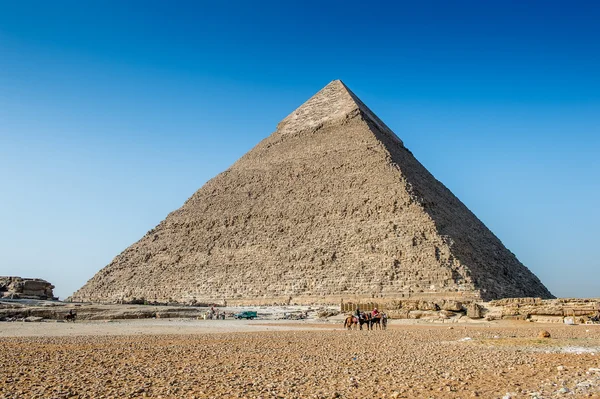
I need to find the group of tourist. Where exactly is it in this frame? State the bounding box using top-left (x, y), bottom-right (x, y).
top-left (354, 306), bottom-right (383, 321)
top-left (344, 306), bottom-right (388, 330)
top-left (203, 306), bottom-right (226, 320)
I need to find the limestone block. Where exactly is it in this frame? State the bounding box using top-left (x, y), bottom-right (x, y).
top-left (466, 303), bottom-right (482, 319)
top-left (441, 300), bottom-right (463, 312)
top-left (530, 315), bottom-right (564, 323)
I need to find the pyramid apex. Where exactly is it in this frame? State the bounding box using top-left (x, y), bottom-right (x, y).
top-left (277, 80), bottom-right (403, 145)
top-left (310, 79), bottom-right (349, 96)
top-left (326, 79), bottom-right (345, 86)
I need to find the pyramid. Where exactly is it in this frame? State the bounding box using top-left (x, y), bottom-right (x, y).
top-left (72, 80), bottom-right (553, 304)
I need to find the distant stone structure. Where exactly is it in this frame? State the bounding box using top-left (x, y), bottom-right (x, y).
top-left (72, 80), bottom-right (553, 305)
top-left (0, 276), bottom-right (57, 300)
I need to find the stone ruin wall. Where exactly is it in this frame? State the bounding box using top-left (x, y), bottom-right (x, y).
top-left (0, 276), bottom-right (57, 300)
top-left (340, 297), bottom-right (600, 323)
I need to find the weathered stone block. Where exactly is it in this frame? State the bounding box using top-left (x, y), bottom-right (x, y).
top-left (440, 300), bottom-right (463, 312)
top-left (466, 303), bottom-right (482, 319)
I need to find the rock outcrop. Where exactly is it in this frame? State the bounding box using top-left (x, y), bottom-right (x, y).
top-left (0, 277), bottom-right (56, 300)
top-left (0, 300), bottom-right (204, 321)
top-left (72, 80), bottom-right (553, 304)
top-left (485, 297), bottom-right (599, 322)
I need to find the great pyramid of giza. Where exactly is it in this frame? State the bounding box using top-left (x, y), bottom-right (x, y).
top-left (72, 80), bottom-right (553, 304)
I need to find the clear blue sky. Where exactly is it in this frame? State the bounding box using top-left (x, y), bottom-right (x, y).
top-left (1, 1), bottom-right (598, 300)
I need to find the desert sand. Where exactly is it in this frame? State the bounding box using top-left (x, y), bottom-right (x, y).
top-left (1, 319), bottom-right (600, 398)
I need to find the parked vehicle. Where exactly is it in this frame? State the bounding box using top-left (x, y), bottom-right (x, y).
top-left (234, 311), bottom-right (257, 320)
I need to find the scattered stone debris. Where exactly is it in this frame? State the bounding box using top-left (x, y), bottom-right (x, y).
top-left (1, 322), bottom-right (599, 398)
top-left (316, 308), bottom-right (339, 318)
top-left (23, 316), bottom-right (44, 322)
top-left (539, 330), bottom-right (551, 338)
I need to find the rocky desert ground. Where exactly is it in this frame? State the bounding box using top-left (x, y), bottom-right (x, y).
top-left (1, 318), bottom-right (600, 399)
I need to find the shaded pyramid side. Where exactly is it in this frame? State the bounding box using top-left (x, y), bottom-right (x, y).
top-left (72, 81), bottom-right (553, 304)
top-left (354, 107), bottom-right (552, 301)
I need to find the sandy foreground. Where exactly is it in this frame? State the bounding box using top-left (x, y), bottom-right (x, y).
top-left (1, 319), bottom-right (600, 399)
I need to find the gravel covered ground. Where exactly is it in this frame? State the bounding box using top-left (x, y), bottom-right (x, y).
top-left (1, 321), bottom-right (600, 398)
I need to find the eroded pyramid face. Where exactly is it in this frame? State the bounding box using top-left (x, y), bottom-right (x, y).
top-left (72, 80), bottom-right (553, 304)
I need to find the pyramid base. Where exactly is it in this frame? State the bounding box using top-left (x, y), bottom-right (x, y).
top-left (189, 291), bottom-right (483, 307)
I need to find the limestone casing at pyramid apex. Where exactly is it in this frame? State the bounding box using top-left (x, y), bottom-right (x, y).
top-left (276, 80), bottom-right (403, 145)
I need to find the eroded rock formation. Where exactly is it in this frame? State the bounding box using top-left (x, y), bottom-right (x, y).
top-left (0, 277), bottom-right (56, 300)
